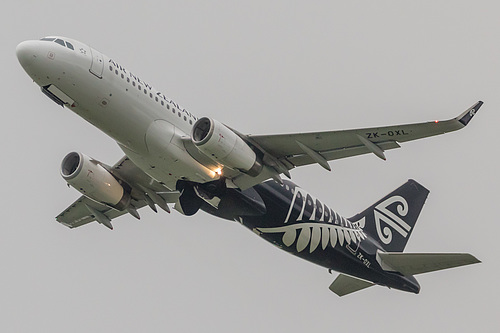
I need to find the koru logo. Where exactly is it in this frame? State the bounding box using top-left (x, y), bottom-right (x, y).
top-left (469, 109), bottom-right (476, 117)
top-left (374, 195), bottom-right (411, 244)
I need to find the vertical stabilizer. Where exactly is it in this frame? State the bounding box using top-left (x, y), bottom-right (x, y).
top-left (349, 180), bottom-right (429, 252)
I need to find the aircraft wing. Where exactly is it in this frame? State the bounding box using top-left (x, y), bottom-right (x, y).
top-left (251, 101), bottom-right (481, 165)
top-left (228, 101), bottom-right (482, 189)
top-left (56, 156), bottom-right (180, 229)
top-left (56, 196), bottom-right (141, 229)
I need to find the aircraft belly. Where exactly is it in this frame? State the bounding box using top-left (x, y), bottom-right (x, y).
top-left (120, 137), bottom-right (218, 191)
top-left (82, 86), bottom-right (152, 151)
top-left (143, 120), bottom-right (218, 184)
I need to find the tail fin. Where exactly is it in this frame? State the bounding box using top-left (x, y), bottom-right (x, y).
top-left (349, 179), bottom-right (429, 252)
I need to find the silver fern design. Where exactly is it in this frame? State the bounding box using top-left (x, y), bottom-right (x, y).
top-left (256, 222), bottom-right (367, 253)
top-left (283, 184), bottom-right (338, 224)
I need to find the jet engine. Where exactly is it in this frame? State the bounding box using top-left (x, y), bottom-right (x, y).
top-left (60, 152), bottom-right (131, 210)
top-left (191, 117), bottom-right (262, 176)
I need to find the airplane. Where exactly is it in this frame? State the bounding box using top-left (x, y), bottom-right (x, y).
top-left (16, 36), bottom-right (481, 296)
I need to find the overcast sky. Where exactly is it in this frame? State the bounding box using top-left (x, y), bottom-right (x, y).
top-left (3, 1), bottom-right (499, 332)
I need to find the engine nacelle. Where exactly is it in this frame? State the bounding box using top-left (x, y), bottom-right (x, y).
top-left (191, 117), bottom-right (262, 176)
top-left (60, 152), bottom-right (131, 210)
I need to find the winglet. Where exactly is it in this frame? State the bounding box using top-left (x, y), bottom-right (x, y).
top-left (457, 101), bottom-right (483, 126)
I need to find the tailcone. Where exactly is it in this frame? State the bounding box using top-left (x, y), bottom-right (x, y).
top-left (398, 275), bottom-right (421, 294)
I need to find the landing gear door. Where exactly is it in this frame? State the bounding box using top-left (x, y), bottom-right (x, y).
top-left (89, 47), bottom-right (104, 78)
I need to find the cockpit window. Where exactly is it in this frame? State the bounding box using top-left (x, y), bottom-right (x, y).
top-left (39, 37), bottom-right (75, 51)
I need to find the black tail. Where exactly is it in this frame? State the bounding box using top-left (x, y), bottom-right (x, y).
top-left (349, 180), bottom-right (429, 252)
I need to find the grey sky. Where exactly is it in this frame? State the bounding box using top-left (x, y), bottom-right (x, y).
top-left (3, 1), bottom-right (499, 332)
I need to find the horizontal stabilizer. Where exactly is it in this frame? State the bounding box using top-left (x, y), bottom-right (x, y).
top-left (329, 274), bottom-right (375, 296)
top-left (376, 251), bottom-right (481, 275)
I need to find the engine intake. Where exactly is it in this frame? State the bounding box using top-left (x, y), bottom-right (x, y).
top-left (191, 117), bottom-right (262, 176)
top-left (61, 152), bottom-right (131, 210)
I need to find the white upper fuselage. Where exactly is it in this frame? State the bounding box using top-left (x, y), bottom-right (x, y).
top-left (16, 36), bottom-right (219, 190)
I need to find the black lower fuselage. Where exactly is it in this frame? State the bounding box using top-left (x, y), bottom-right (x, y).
top-left (202, 179), bottom-right (420, 294)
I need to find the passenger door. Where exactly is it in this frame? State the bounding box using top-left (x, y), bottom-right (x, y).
top-left (89, 47), bottom-right (104, 78)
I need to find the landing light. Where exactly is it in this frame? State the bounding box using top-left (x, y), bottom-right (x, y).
top-left (214, 168), bottom-right (222, 176)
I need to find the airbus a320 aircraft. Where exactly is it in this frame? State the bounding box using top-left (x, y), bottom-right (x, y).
top-left (17, 36), bottom-right (481, 296)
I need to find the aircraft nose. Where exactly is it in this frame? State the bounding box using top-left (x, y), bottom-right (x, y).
top-left (16, 40), bottom-right (39, 70)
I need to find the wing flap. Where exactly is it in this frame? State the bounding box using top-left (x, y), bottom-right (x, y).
top-left (376, 252), bottom-right (481, 275)
top-left (329, 274), bottom-right (375, 296)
